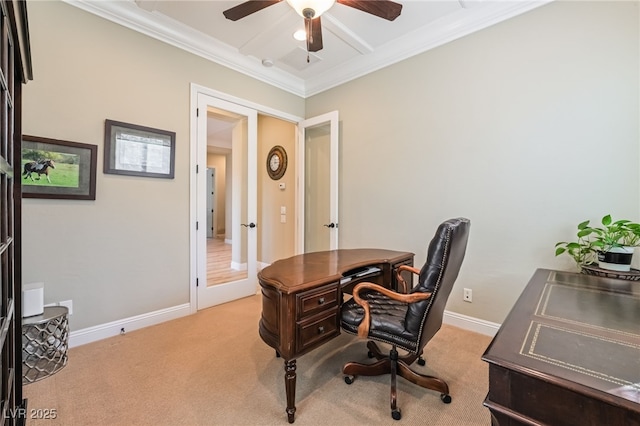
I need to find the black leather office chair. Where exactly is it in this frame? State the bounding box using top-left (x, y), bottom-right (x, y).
top-left (340, 217), bottom-right (470, 420)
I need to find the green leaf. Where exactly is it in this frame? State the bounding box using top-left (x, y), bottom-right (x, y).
top-left (566, 242), bottom-right (580, 249)
top-left (613, 220), bottom-right (630, 226)
top-left (577, 220), bottom-right (590, 230)
top-left (555, 247), bottom-right (566, 256)
top-left (602, 215), bottom-right (612, 226)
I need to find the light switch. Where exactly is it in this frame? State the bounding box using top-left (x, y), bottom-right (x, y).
top-left (280, 215), bottom-right (286, 223)
top-left (280, 206), bottom-right (286, 214)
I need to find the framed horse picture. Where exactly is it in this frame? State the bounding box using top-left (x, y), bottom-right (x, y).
top-left (21, 135), bottom-right (97, 200)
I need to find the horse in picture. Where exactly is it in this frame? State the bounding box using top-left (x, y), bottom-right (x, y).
top-left (23, 159), bottom-right (56, 183)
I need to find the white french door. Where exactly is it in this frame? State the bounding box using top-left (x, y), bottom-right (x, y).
top-left (195, 93), bottom-right (257, 310)
top-left (297, 111), bottom-right (339, 253)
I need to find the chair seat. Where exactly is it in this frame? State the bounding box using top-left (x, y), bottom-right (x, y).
top-left (341, 292), bottom-right (418, 353)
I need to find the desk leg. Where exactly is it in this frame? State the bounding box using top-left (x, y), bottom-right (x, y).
top-left (284, 359), bottom-right (297, 423)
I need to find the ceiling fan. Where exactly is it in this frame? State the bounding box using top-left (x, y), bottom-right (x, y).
top-left (223, 0), bottom-right (402, 60)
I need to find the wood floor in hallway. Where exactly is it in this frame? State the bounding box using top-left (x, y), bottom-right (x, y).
top-left (207, 237), bottom-right (247, 286)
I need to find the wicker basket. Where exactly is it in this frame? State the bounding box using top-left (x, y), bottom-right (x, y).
top-left (580, 264), bottom-right (640, 281)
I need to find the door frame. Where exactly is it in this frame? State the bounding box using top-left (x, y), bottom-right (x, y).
top-left (296, 111), bottom-right (340, 254)
top-left (189, 84), bottom-right (303, 313)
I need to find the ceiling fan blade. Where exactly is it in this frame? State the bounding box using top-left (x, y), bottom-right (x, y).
top-left (307, 17), bottom-right (323, 52)
top-left (223, 0), bottom-right (283, 21)
top-left (337, 0), bottom-right (402, 21)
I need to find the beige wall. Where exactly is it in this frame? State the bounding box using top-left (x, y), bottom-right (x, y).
top-left (22, 1), bottom-right (304, 330)
top-left (21, 0), bottom-right (640, 331)
top-left (258, 115), bottom-right (297, 264)
top-left (306, 1), bottom-right (640, 323)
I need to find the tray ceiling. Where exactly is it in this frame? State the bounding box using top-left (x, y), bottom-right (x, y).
top-left (66, 0), bottom-right (551, 97)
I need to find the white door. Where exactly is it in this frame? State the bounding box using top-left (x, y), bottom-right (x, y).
top-left (297, 111), bottom-right (339, 253)
top-left (196, 93), bottom-right (257, 310)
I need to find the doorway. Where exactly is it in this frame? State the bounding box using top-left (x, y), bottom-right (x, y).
top-left (297, 111), bottom-right (340, 253)
top-left (205, 114), bottom-right (248, 287)
top-left (194, 94), bottom-right (257, 311)
top-left (189, 84), bottom-right (339, 313)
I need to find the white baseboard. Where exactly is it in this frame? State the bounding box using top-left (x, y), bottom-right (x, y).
top-left (443, 310), bottom-right (501, 337)
top-left (68, 303), bottom-right (499, 349)
top-left (230, 261), bottom-right (247, 271)
top-left (69, 303), bottom-right (191, 348)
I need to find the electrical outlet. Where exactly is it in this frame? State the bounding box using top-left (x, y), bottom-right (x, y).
top-left (463, 288), bottom-right (472, 303)
top-left (59, 299), bottom-right (73, 315)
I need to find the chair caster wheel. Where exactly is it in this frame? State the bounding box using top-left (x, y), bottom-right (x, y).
top-left (391, 409), bottom-right (401, 420)
top-left (417, 356), bottom-right (425, 366)
top-left (367, 350), bottom-right (374, 358)
top-left (441, 394), bottom-right (452, 404)
top-left (344, 376), bottom-right (355, 385)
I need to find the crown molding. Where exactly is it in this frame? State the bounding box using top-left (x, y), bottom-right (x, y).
top-left (64, 0), bottom-right (552, 99)
top-left (64, 0), bottom-right (307, 96)
top-left (304, 0), bottom-right (552, 96)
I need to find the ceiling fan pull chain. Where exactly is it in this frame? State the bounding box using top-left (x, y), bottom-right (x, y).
top-left (305, 17), bottom-right (311, 63)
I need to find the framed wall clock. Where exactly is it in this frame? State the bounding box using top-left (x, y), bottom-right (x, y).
top-left (266, 145), bottom-right (287, 180)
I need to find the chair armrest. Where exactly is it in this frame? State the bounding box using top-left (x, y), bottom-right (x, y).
top-left (396, 264), bottom-right (420, 293)
top-left (352, 282), bottom-right (432, 338)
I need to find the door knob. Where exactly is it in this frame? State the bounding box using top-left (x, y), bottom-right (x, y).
top-left (323, 223), bottom-right (336, 228)
top-left (241, 223), bottom-right (256, 228)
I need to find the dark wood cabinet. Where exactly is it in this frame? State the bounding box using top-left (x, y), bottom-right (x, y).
top-left (0, 1), bottom-right (31, 424)
top-left (482, 269), bottom-right (640, 426)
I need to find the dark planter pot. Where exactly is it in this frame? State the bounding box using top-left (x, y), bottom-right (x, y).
top-left (597, 247), bottom-right (634, 272)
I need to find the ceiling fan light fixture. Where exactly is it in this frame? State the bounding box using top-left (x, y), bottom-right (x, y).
top-left (293, 29), bottom-right (307, 41)
top-left (286, 0), bottom-right (335, 18)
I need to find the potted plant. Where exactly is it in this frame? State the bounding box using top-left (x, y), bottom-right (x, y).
top-left (555, 220), bottom-right (598, 270)
top-left (555, 215), bottom-right (640, 272)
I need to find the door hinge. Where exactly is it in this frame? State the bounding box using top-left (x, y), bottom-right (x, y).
top-left (197, 108), bottom-right (199, 117)
top-left (196, 278), bottom-right (199, 287)
top-left (196, 221), bottom-right (199, 230)
top-left (196, 164), bottom-right (199, 173)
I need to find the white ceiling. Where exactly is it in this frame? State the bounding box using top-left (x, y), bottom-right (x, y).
top-left (66, 0), bottom-right (551, 98)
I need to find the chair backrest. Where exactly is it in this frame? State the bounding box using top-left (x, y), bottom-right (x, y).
top-left (405, 218), bottom-right (470, 352)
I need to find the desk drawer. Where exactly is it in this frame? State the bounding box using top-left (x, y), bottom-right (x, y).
top-left (296, 309), bottom-right (339, 353)
top-left (296, 283), bottom-right (339, 320)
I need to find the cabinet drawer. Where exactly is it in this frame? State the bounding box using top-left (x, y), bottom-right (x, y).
top-left (296, 283), bottom-right (339, 319)
top-left (296, 309), bottom-right (339, 353)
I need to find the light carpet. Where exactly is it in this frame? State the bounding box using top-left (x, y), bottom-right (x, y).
top-left (24, 294), bottom-right (493, 425)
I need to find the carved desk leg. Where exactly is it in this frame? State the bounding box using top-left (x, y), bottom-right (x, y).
top-left (284, 359), bottom-right (297, 423)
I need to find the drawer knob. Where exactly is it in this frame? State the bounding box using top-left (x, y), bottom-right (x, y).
top-left (318, 326), bottom-right (325, 334)
top-left (318, 297), bottom-right (325, 305)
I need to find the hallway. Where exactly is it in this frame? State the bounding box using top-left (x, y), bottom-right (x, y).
top-left (207, 237), bottom-right (247, 286)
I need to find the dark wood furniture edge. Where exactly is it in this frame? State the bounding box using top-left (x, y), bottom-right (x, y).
top-left (482, 268), bottom-right (640, 426)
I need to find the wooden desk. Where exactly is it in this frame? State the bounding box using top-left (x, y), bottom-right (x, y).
top-left (258, 249), bottom-right (414, 423)
top-left (482, 269), bottom-right (640, 425)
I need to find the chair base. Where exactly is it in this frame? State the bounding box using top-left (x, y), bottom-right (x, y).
top-left (343, 341), bottom-right (451, 420)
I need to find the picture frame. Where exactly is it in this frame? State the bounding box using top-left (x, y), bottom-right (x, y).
top-left (104, 119), bottom-right (176, 179)
top-left (21, 135), bottom-right (98, 200)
